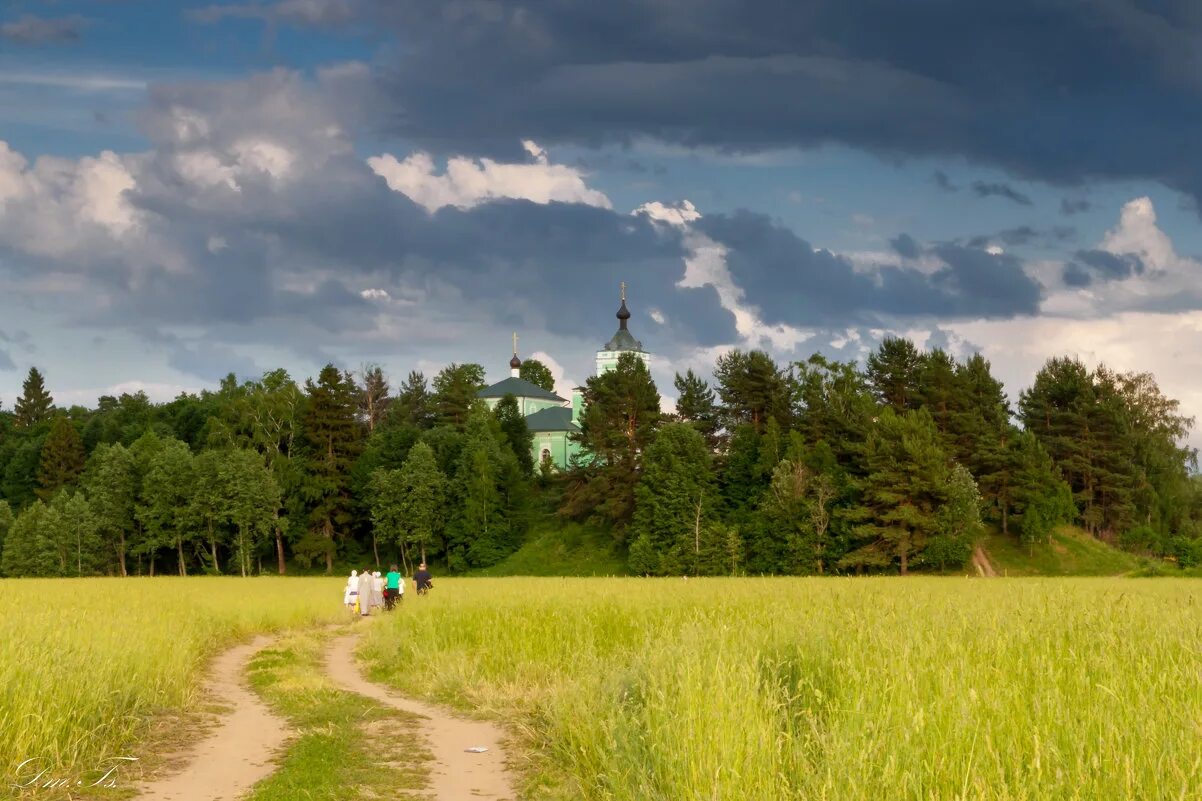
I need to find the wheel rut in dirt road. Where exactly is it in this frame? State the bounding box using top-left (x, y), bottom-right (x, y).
top-left (133, 635), bottom-right (287, 801)
top-left (324, 631), bottom-right (517, 801)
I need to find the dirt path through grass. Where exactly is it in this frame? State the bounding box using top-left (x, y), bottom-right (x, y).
top-left (133, 635), bottom-right (287, 801)
top-left (972, 545), bottom-right (998, 577)
top-left (324, 632), bottom-right (517, 801)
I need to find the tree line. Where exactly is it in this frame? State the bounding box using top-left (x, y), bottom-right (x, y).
top-left (0, 339), bottom-right (1197, 577)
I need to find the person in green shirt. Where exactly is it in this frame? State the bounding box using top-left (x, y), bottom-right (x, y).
top-left (384, 565), bottom-right (403, 611)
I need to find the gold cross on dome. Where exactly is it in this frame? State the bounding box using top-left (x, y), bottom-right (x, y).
top-left (512, 331), bottom-right (518, 355)
top-left (620, 281), bottom-right (627, 302)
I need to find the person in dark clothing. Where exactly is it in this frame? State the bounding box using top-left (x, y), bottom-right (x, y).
top-left (414, 563), bottom-right (433, 595)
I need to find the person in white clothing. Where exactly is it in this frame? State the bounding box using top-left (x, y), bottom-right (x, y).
top-left (343, 570), bottom-right (358, 611)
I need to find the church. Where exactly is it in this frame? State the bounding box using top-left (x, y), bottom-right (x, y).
top-left (477, 285), bottom-right (651, 471)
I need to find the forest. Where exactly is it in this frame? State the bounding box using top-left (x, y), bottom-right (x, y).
top-left (0, 337), bottom-right (1198, 578)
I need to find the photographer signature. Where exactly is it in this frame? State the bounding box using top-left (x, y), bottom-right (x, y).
top-left (11, 756), bottom-right (138, 791)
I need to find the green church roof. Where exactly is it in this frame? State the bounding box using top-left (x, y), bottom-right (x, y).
top-left (477, 376), bottom-right (566, 402)
top-left (524, 406), bottom-right (579, 432)
top-left (603, 328), bottom-right (644, 352)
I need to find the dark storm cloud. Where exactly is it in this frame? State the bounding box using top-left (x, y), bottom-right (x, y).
top-left (1061, 249), bottom-right (1145, 286)
top-left (970, 181), bottom-right (1033, 206)
top-left (1063, 262), bottom-right (1094, 287)
top-left (1061, 197), bottom-right (1093, 216)
top-left (965, 226), bottom-right (1075, 248)
top-left (1, 14), bottom-right (89, 44)
top-left (0, 347), bottom-right (14, 371)
top-left (932, 171), bottom-right (958, 192)
top-left (696, 212), bottom-right (1041, 327)
top-left (890, 233), bottom-right (921, 259)
top-left (194, 0), bottom-right (1202, 203)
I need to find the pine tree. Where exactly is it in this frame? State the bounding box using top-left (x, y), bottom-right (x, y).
top-left (302, 365), bottom-right (364, 572)
top-left (519, 359), bottom-right (556, 392)
top-left (842, 408), bottom-right (950, 574)
top-left (14, 367), bottom-right (54, 429)
top-left (713, 350), bottom-right (790, 433)
top-left (673, 369), bottom-right (719, 449)
top-left (36, 415), bottom-right (86, 500)
top-left (494, 394), bottom-right (534, 476)
top-left (628, 423), bottom-right (719, 575)
top-left (914, 348), bottom-right (959, 440)
top-left (433, 363), bottom-right (486, 428)
top-left (391, 371), bottom-right (435, 429)
top-left (565, 352), bottom-right (661, 528)
top-left (792, 354), bottom-right (875, 476)
top-left (866, 337), bottom-right (921, 412)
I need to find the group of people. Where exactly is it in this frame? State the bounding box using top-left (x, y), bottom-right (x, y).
top-left (343, 563), bottom-right (434, 616)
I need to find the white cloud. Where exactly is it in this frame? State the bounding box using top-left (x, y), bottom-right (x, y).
top-left (528, 350), bottom-right (579, 398)
top-left (947, 311), bottom-right (1202, 450)
top-left (360, 288), bottom-right (391, 301)
top-left (0, 142), bottom-right (141, 258)
top-left (367, 143), bottom-right (612, 212)
top-left (637, 199), bottom-right (813, 352)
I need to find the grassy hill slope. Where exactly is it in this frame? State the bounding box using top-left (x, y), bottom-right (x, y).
top-left (472, 521), bottom-right (629, 577)
top-left (979, 525), bottom-right (1155, 576)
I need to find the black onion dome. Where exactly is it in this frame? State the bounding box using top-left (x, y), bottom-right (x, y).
top-left (510, 354), bottom-right (522, 369)
top-left (616, 299), bottom-right (631, 323)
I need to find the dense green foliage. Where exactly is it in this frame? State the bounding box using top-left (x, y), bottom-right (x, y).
top-left (0, 336), bottom-right (1197, 576)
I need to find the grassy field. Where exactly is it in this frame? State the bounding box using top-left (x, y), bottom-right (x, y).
top-left (980, 525), bottom-right (1150, 576)
top-left (360, 576), bottom-right (1202, 801)
top-left (0, 576), bottom-right (346, 793)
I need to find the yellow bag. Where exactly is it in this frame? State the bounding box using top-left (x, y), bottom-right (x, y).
top-left (353, 598), bottom-right (359, 614)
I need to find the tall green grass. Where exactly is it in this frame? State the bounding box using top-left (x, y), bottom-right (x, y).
top-left (361, 577), bottom-right (1202, 800)
top-left (0, 577), bottom-right (345, 785)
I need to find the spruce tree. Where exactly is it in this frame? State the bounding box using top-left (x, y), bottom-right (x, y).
top-left (519, 359), bottom-right (556, 392)
top-left (302, 364), bottom-right (364, 572)
top-left (673, 369), bottom-right (719, 449)
top-left (14, 367), bottom-right (54, 429)
top-left (494, 394), bottom-right (534, 476)
top-left (628, 423), bottom-right (719, 575)
top-left (36, 415), bottom-right (86, 500)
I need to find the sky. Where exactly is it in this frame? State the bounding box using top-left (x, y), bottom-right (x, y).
top-left (4, 0), bottom-right (1202, 446)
